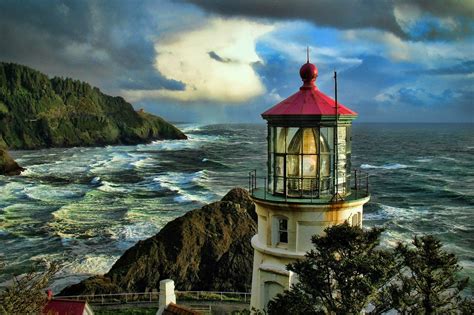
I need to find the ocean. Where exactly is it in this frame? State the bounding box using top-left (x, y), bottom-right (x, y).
top-left (0, 123), bottom-right (473, 293)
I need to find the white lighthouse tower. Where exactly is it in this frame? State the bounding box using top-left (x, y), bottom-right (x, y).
top-left (249, 59), bottom-right (370, 310)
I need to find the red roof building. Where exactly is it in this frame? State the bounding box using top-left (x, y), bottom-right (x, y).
top-left (43, 299), bottom-right (94, 315)
top-left (163, 303), bottom-right (202, 315)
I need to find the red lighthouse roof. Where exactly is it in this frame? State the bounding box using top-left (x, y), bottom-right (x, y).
top-left (262, 62), bottom-right (357, 120)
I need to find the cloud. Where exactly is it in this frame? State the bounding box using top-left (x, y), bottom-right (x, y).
top-left (412, 60), bottom-right (474, 76)
top-left (260, 32), bottom-right (363, 67)
top-left (0, 0), bottom-right (187, 94)
top-left (186, 0), bottom-right (473, 40)
top-left (123, 18), bottom-right (274, 103)
top-left (185, 0), bottom-right (404, 37)
top-left (372, 87), bottom-right (474, 122)
top-left (342, 28), bottom-right (474, 67)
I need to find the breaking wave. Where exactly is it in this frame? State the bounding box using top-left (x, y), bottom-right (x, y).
top-left (360, 163), bottom-right (408, 170)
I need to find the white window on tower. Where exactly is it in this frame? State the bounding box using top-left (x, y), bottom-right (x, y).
top-left (278, 218), bottom-right (288, 244)
top-left (351, 212), bottom-right (361, 227)
top-left (272, 216), bottom-right (289, 247)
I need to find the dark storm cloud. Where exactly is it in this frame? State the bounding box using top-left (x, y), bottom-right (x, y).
top-left (208, 51), bottom-right (233, 63)
top-left (406, 0), bottom-right (474, 21)
top-left (0, 0), bottom-right (184, 94)
top-left (186, 0), bottom-right (405, 37)
top-left (412, 60), bottom-right (474, 76)
top-left (186, 0), bottom-right (473, 40)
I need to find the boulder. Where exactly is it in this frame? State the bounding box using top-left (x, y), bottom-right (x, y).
top-left (0, 148), bottom-right (24, 176)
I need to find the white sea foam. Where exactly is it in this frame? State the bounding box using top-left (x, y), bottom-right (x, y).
top-left (0, 182), bottom-right (30, 201)
top-left (180, 124), bottom-right (203, 133)
top-left (90, 176), bottom-right (101, 185)
top-left (130, 157), bottom-right (156, 168)
top-left (90, 151), bottom-right (149, 173)
top-left (141, 134), bottom-right (222, 152)
top-left (24, 185), bottom-right (85, 202)
top-left (440, 156), bottom-right (457, 161)
top-left (154, 170), bottom-right (208, 191)
top-left (414, 158), bottom-right (432, 163)
top-left (360, 163), bottom-right (408, 170)
top-left (23, 162), bottom-right (90, 177)
top-left (67, 254), bottom-right (119, 275)
top-left (111, 222), bottom-right (160, 250)
top-left (364, 203), bottom-right (428, 223)
top-left (97, 181), bottom-right (129, 193)
top-left (173, 193), bottom-right (206, 204)
top-left (151, 170), bottom-right (215, 204)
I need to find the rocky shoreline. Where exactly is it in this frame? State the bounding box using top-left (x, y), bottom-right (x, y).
top-left (59, 188), bottom-right (256, 296)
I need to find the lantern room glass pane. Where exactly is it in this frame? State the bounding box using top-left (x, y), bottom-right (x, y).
top-left (320, 127), bottom-right (334, 152)
top-left (336, 126), bottom-right (347, 194)
top-left (276, 127), bottom-right (287, 153)
top-left (287, 154), bottom-right (300, 177)
top-left (286, 128), bottom-right (299, 152)
top-left (287, 129), bottom-right (301, 154)
top-left (275, 156), bottom-right (284, 176)
top-left (287, 177), bottom-right (300, 195)
top-left (268, 127), bottom-right (274, 153)
top-left (275, 177), bottom-right (284, 194)
top-left (302, 155), bottom-right (317, 177)
top-left (319, 127), bottom-right (332, 194)
top-left (302, 128), bottom-right (317, 154)
top-left (345, 126), bottom-right (352, 192)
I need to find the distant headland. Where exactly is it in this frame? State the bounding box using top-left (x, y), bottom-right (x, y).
top-left (0, 62), bottom-right (186, 175)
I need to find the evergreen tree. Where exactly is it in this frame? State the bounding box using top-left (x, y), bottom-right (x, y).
top-left (267, 223), bottom-right (398, 314)
top-left (390, 235), bottom-right (472, 314)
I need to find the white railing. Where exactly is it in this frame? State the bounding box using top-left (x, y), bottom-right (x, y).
top-left (58, 290), bottom-right (251, 305)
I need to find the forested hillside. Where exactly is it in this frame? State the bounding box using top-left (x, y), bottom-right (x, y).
top-left (0, 62), bottom-right (186, 149)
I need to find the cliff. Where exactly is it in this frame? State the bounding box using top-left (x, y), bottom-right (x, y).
top-left (0, 147), bottom-right (24, 175)
top-left (0, 62), bottom-right (186, 150)
top-left (60, 188), bottom-right (257, 296)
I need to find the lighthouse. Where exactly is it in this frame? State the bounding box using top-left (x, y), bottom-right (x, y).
top-left (249, 58), bottom-right (370, 310)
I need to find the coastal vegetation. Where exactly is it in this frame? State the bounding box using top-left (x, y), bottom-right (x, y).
top-left (267, 224), bottom-right (473, 315)
top-left (0, 261), bottom-right (59, 315)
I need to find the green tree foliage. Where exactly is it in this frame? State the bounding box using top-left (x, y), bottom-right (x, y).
top-left (267, 223), bottom-right (398, 315)
top-left (0, 261), bottom-right (60, 315)
top-left (390, 235), bottom-right (473, 314)
top-left (266, 225), bottom-right (473, 314)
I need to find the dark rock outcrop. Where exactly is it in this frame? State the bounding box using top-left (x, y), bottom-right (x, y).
top-left (0, 62), bottom-right (186, 150)
top-left (0, 148), bottom-right (24, 175)
top-left (60, 188), bottom-right (256, 296)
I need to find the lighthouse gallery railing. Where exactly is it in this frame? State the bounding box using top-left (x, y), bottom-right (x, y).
top-left (248, 169), bottom-right (369, 202)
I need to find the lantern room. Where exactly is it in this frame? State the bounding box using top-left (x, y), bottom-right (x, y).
top-left (261, 61), bottom-right (357, 199)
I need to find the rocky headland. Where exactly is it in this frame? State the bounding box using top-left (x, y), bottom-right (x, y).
top-left (0, 147), bottom-right (24, 176)
top-left (0, 62), bottom-right (186, 175)
top-left (60, 188), bottom-right (256, 296)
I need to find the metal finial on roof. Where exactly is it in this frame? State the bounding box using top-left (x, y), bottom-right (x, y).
top-left (306, 46), bottom-right (309, 63)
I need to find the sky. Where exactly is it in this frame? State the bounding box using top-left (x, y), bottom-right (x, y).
top-left (0, 0), bottom-right (473, 123)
